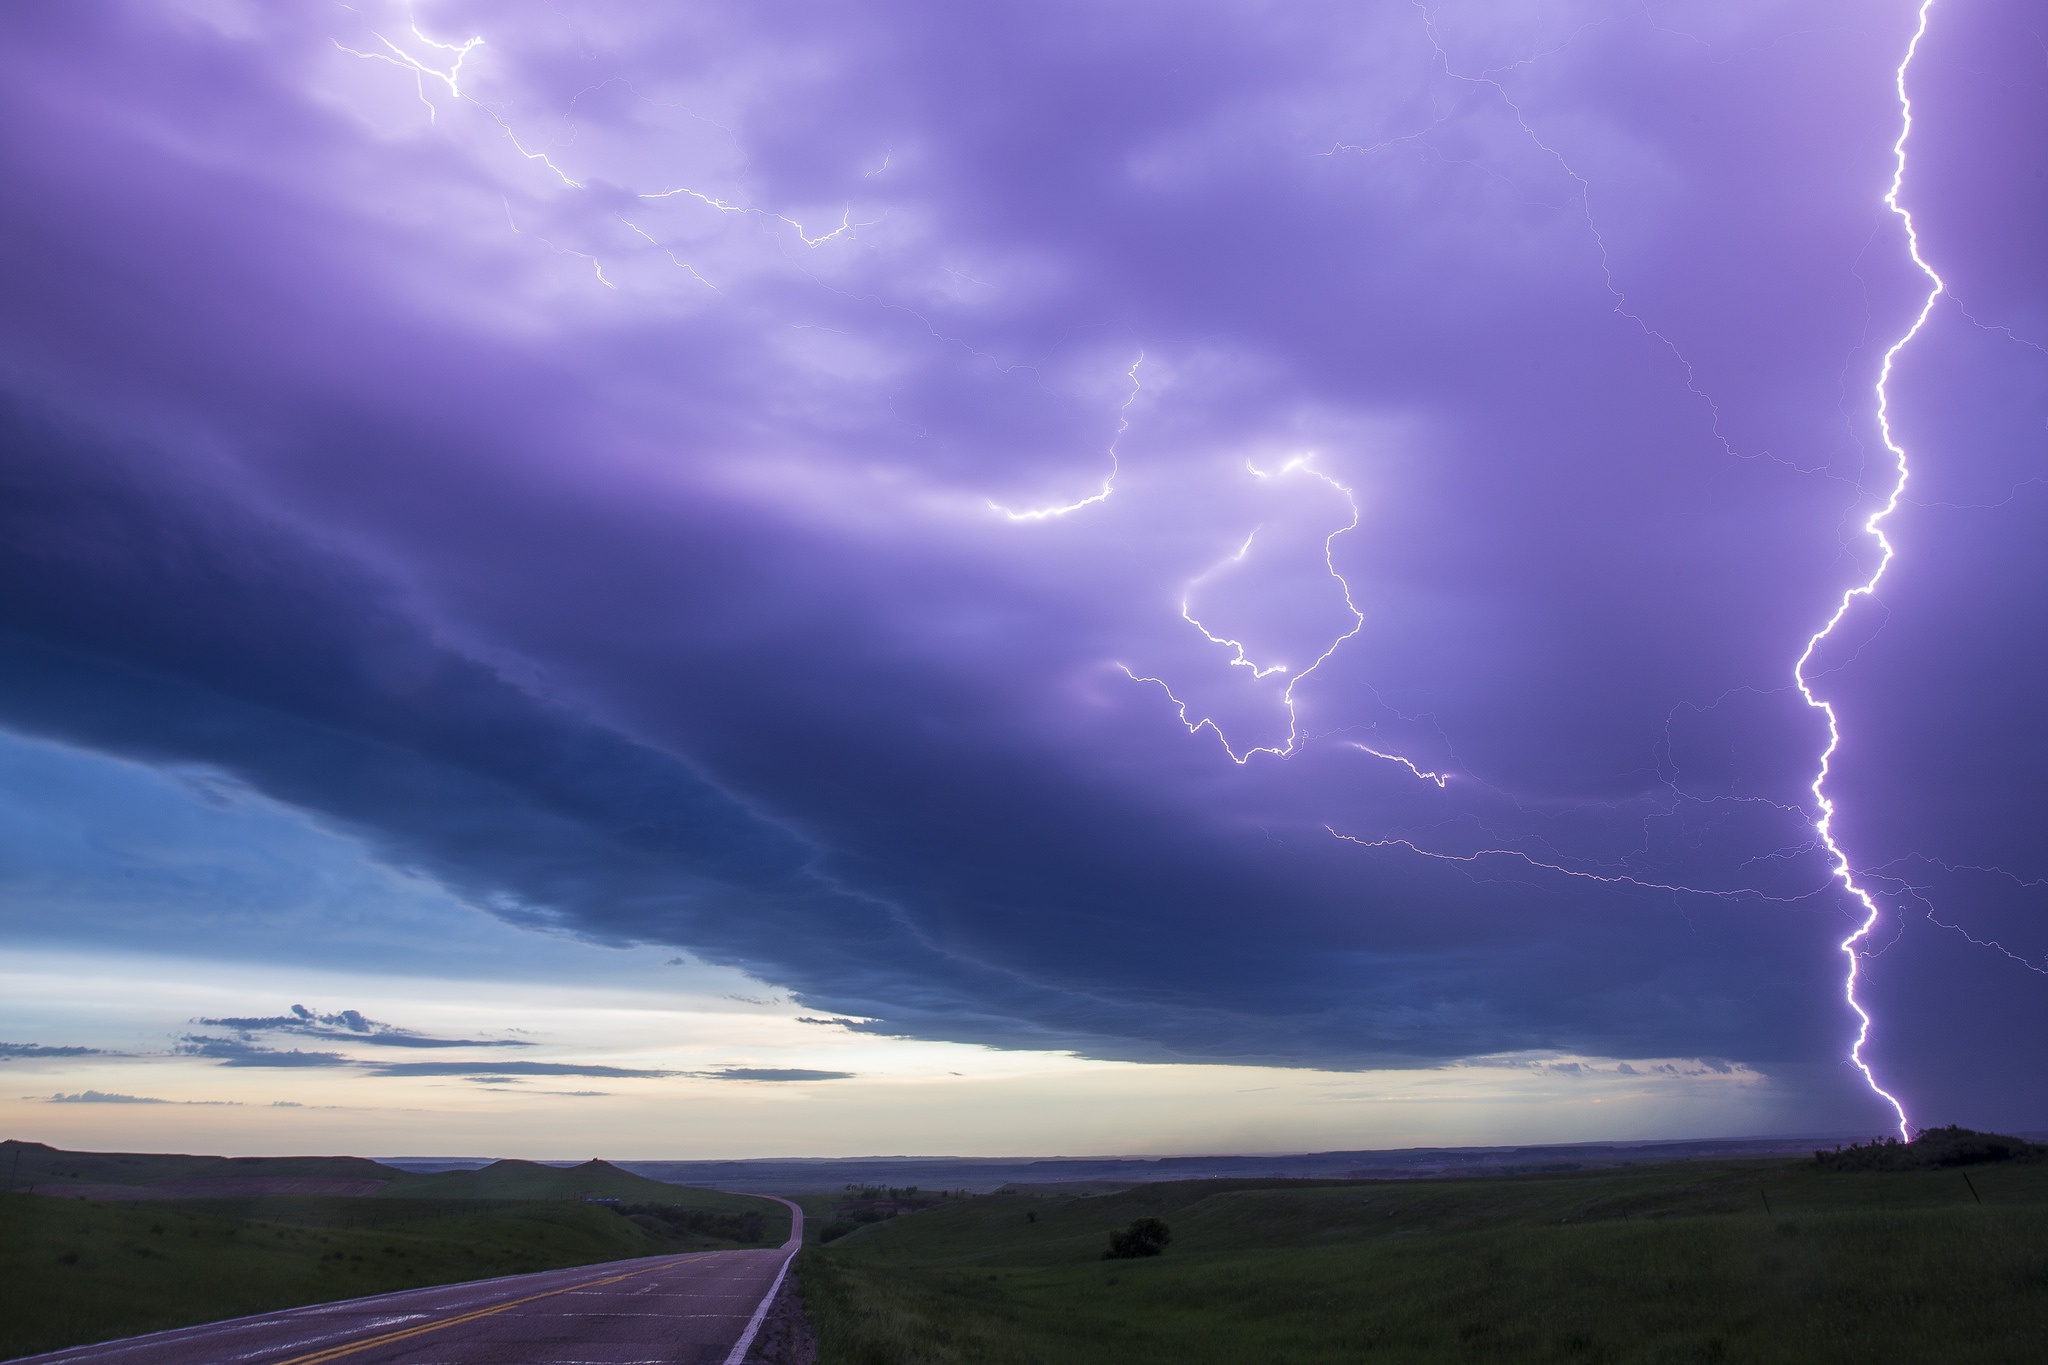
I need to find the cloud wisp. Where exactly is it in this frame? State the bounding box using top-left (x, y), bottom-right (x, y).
top-left (2, 1043), bottom-right (105, 1061)
top-left (194, 1004), bottom-right (531, 1050)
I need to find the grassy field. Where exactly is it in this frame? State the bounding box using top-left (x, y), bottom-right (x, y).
top-left (0, 1144), bottom-right (790, 1361)
top-left (799, 1157), bottom-right (2048, 1364)
top-left (1, 1139), bottom-right (774, 1210)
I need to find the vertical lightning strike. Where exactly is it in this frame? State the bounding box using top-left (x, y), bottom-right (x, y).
top-left (989, 356), bottom-right (1144, 521)
top-left (1795, 0), bottom-right (1944, 1141)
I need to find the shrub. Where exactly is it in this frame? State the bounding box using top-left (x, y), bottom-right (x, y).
top-left (1103, 1217), bottom-right (1171, 1259)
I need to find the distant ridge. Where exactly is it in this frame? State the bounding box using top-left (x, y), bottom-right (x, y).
top-left (597, 1135), bottom-right (1862, 1193)
top-left (3, 1141), bottom-right (747, 1210)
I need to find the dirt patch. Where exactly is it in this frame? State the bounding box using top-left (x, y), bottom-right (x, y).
top-left (29, 1177), bottom-right (389, 1200)
top-left (746, 1261), bottom-right (818, 1365)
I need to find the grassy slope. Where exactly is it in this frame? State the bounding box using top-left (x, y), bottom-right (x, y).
top-left (801, 1160), bottom-right (2048, 1364)
top-left (379, 1158), bottom-right (776, 1215)
top-left (1, 1140), bottom-right (392, 1190)
top-left (0, 1140), bottom-right (775, 1216)
top-left (0, 1150), bottom-right (791, 1362)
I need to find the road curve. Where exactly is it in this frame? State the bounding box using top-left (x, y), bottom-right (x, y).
top-left (12, 1198), bottom-right (802, 1365)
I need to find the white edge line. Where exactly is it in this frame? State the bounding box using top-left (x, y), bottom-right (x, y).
top-left (722, 1196), bottom-right (804, 1365)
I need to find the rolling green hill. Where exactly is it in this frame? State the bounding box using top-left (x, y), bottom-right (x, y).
top-left (380, 1157), bottom-right (768, 1208)
top-left (2, 1139), bottom-right (392, 1192)
top-left (0, 1143), bottom-right (789, 1361)
top-left (800, 1155), bottom-right (2048, 1364)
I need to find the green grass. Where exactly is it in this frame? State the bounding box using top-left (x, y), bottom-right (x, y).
top-left (0, 1140), bottom-right (771, 1212)
top-left (377, 1157), bottom-right (781, 1211)
top-left (800, 1159), bottom-right (2048, 1364)
top-left (0, 1139), bottom-right (392, 1191)
top-left (0, 1171), bottom-right (790, 1361)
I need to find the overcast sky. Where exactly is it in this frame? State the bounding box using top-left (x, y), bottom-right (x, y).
top-left (1, 0), bottom-right (2042, 1157)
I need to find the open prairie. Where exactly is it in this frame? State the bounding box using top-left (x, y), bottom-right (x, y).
top-left (0, 1143), bottom-right (788, 1361)
top-left (800, 1156), bottom-right (2048, 1364)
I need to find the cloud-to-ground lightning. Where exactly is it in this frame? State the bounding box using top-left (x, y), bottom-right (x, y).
top-left (1793, 0), bottom-right (1946, 1141)
top-left (988, 357), bottom-right (1144, 521)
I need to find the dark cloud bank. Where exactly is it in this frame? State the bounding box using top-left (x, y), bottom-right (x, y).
top-left (0, 0), bottom-right (2041, 1130)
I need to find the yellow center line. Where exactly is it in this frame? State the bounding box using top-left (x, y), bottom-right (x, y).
top-left (267, 1263), bottom-right (671, 1365)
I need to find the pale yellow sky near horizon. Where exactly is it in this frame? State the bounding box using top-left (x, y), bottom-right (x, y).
top-left (1, 946), bottom-right (1806, 1160)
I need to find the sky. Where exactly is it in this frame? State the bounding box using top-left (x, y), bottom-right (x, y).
top-left (0, 0), bottom-right (2042, 1158)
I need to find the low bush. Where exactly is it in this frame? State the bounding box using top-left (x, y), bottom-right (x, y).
top-left (1103, 1217), bottom-right (1171, 1259)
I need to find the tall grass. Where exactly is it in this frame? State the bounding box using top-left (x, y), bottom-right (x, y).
top-left (803, 1161), bottom-right (2048, 1364)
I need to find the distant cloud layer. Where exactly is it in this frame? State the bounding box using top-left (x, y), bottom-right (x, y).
top-left (0, 0), bottom-right (2040, 1133)
top-left (1, 1044), bottom-right (104, 1061)
top-left (175, 1036), bottom-right (353, 1069)
top-left (195, 1004), bottom-right (530, 1050)
top-left (366, 1061), bottom-right (677, 1079)
top-left (169, 1011), bottom-right (662, 1080)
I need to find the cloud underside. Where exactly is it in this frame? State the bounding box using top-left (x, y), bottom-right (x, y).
top-left (0, 0), bottom-right (2039, 1111)
top-left (168, 1035), bottom-right (672, 1078)
top-left (43, 1091), bottom-right (239, 1106)
top-left (194, 1005), bottom-right (530, 1049)
top-left (0, 414), bottom-right (1849, 1073)
top-left (1, 1043), bottom-right (105, 1060)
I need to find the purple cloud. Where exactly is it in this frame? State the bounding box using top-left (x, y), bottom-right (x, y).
top-left (0, 0), bottom-right (2040, 1133)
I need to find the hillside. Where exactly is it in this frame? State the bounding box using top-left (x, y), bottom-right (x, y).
top-left (800, 1155), bottom-right (2048, 1364)
top-left (0, 1142), bottom-right (790, 1360)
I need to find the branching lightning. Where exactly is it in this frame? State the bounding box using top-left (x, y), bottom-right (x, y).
top-left (339, 11), bottom-right (874, 293)
top-left (1325, 829), bottom-right (1827, 903)
top-left (988, 356), bottom-right (1144, 521)
top-left (336, 19), bottom-right (583, 188)
top-left (1383, 2), bottom-right (1761, 470)
top-left (1793, 0), bottom-right (1946, 1141)
top-left (502, 199), bottom-right (615, 289)
top-left (1869, 857), bottom-right (2048, 978)
top-left (619, 217), bottom-right (718, 290)
top-left (637, 185), bottom-right (862, 249)
top-left (1117, 457), bottom-right (1440, 778)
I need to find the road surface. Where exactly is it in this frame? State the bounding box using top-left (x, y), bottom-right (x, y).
top-left (13, 1199), bottom-right (802, 1365)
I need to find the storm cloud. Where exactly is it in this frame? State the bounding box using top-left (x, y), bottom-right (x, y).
top-left (0, 0), bottom-right (2040, 1131)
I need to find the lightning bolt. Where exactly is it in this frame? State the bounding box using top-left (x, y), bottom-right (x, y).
top-left (502, 199), bottom-right (616, 290)
top-left (1119, 456), bottom-right (1447, 783)
top-left (619, 218), bottom-right (718, 290)
top-left (1366, 2), bottom-right (1764, 471)
top-left (636, 186), bottom-right (863, 248)
top-left (336, 18), bottom-right (583, 188)
top-left (1793, 0), bottom-right (1945, 1141)
top-left (1325, 829), bottom-right (1828, 903)
top-left (1868, 857), bottom-right (2048, 978)
top-left (988, 356), bottom-right (1144, 520)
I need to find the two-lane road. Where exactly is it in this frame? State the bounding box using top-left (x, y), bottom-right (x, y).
top-left (14, 1199), bottom-right (802, 1365)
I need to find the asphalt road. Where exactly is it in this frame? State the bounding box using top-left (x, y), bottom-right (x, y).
top-left (15, 1199), bottom-right (802, 1365)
